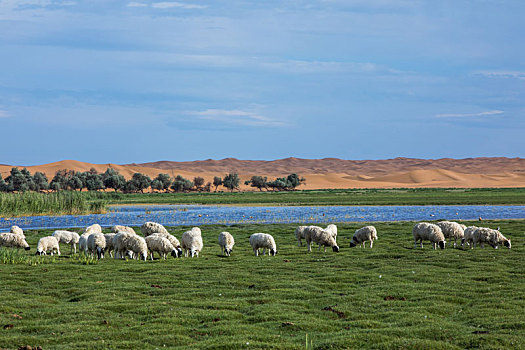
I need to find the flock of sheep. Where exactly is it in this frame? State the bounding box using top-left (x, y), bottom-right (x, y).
top-left (0, 220), bottom-right (511, 260)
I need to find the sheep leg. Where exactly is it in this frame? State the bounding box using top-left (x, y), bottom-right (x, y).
top-left (262, 248), bottom-right (266, 256)
top-left (297, 239), bottom-right (302, 247)
top-left (370, 240), bottom-right (373, 248)
top-left (254, 249), bottom-right (258, 257)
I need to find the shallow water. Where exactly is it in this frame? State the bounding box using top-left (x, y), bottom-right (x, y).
top-left (1, 204), bottom-right (524, 231)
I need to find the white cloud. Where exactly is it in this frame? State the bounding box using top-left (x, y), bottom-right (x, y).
top-left (151, 2), bottom-right (207, 9)
top-left (127, 2), bottom-right (148, 7)
top-left (435, 110), bottom-right (504, 118)
top-left (186, 109), bottom-right (287, 127)
top-left (475, 71), bottom-right (525, 80)
top-left (0, 110), bottom-right (10, 118)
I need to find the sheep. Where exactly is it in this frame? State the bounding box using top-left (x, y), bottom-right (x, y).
top-left (78, 232), bottom-right (91, 254)
top-left (436, 221), bottom-right (465, 248)
top-left (218, 232), bottom-right (235, 256)
top-left (459, 224), bottom-right (467, 231)
top-left (462, 226), bottom-right (479, 248)
top-left (181, 227), bottom-right (203, 258)
top-left (472, 227), bottom-right (511, 249)
top-left (113, 232), bottom-right (148, 260)
top-left (413, 222), bottom-right (446, 250)
top-left (294, 226), bottom-right (308, 247)
top-left (325, 224), bottom-right (338, 240)
top-left (83, 224), bottom-right (102, 235)
top-left (36, 236), bottom-right (60, 256)
top-left (145, 235), bottom-right (178, 260)
top-left (111, 225), bottom-right (136, 235)
top-left (304, 226), bottom-right (339, 253)
top-left (9, 225), bottom-right (25, 239)
top-left (350, 226), bottom-right (378, 248)
top-left (249, 233), bottom-right (277, 256)
top-left (104, 233), bottom-right (117, 257)
top-left (141, 222), bottom-right (169, 236)
top-left (52, 230), bottom-right (80, 254)
top-left (0, 233), bottom-right (30, 250)
top-left (87, 233), bottom-right (107, 259)
top-left (149, 232), bottom-right (182, 257)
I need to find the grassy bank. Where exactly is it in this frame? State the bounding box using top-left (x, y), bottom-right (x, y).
top-left (1, 220), bottom-right (523, 349)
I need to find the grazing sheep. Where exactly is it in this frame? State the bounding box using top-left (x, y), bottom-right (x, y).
top-left (249, 233), bottom-right (277, 256)
top-left (459, 224), bottom-right (467, 231)
top-left (325, 224), bottom-right (338, 240)
top-left (413, 222), bottom-right (446, 250)
top-left (304, 226), bottom-right (339, 253)
top-left (78, 232), bottom-right (91, 253)
top-left (462, 226), bottom-right (479, 248)
top-left (295, 226), bottom-right (308, 247)
top-left (350, 226), bottom-right (378, 248)
top-left (113, 231), bottom-right (147, 260)
top-left (36, 236), bottom-right (60, 256)
top-left (113, 232), bottom-right (134, 259)
top-left (181, 227), bottom-right (203, 258)
top-left (218, 232), bottom-right (235, 256)
top-left (52, 230), bottom-right (80, 254)
top-left (83, 224), bottom-right (102, 235)
top-left (0, 233), bottom-right (30, 250)
top-left (111, 225), bottom-right (136, 235)
top-left (472, 227), bottom-right (511, 249)
top-left (149, 232), bottom-right (182, 257)
top-left (104, 233), bottom-right (117, 257)
top-left (436, 221), bottom-right (465, 248)
top-left (9, 225), bottom-right (25, 239)
top-left (141, 222), bottom-right (169, 236)
top-left (87, 233), bottom-right (107, 259)
top-left (145, 235), bottom-right (178, 260)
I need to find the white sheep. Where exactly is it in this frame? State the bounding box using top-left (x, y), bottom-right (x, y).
top-left (78, 232), bottom-right (91, 253)
top-left (472, 227), bottom-right (511, 249)
top-left (52, 230), bottom-right (80, 254)
top-left (294, 226), bottom-right (308, 247)
top-left (325, 224), bottom-right (338, 240)
top-left (141, 222), bottom-right (169, 236)
top-left (462, 226), bottom-right (479, 248)
top-left (83, 224), bottom-right (102, 235)
top-left (104, 233), bottom-right (117, 257)
top-left (111, 225), bottom-right (136, 235)
top-left (436, 221), bottom-right (465, 248)
top-left (36, 236), bottom-right (60, 256)
top-left (350, 226), bottom-right (378, 248)
top-left (249, 233), bottom-right (277, 256)
top-left (218, 232), bottom-right (235, 256)
top-left (413, 222), bottom-right (446, 250)
top-left (113, 232), bottom-right (148, 260)
top-left (0, 233), bottom-right (30, 250)
top-left (9, 225), bottom-right (25, 239)
top-left (149, 232), bottom-right (182, 257)
top-left (304, 226), bottom-right (339, 253)
top-left (87, 233), bottom-right (107, 259)
top-left (181, 227), bottom-right (203, 258)
top-left (145, 235), bottom-right (178, 260)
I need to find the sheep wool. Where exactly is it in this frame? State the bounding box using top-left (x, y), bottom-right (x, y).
top-left (0, 233), bottom-right (30, 250)
top-left (36, 236), bottom-right (60, 256)
top-left (436, 221), bottom-right (465, 248)
top-left (249, 233), bottom-right (277, 256)
top-left (295, 226), bottom-right (308, 247)
top-left (87, 233), bottom-right (107, 259)
top-left (413, 222), bottom-right (445, 250)
top-left (350, 226), bottom-right (378, 248)
top-left (145, 235), bottom-right (178, 260)
top-left (103, 233), bottom-right (117, 257)
top-left (462, 226), bottom-right (479, 248)
top-left (83, 224), bottom-right (102, 235)
top-left (78, 232), bottom-right (91, 253)
top-left (473, 227), bottom-right (511, 249)
top-left (10, 225), bottom-right (25, 239)
top-left (181, 228), bottom-right (203, 258)
top-left (52, 230), bottom-right (80, 254)
top-left (325, 224), bottom-right (338, 239)
top-left (141, 222), bottom-right (169, 236)
top-left (113, 232), bottom-right (147, 260)
top-left (304, 226), bottom-right (339, 253)
top-left (149, 232), bottom-right (182, 257)
top-left (111, 225), bottom-right (136, 235)
top-left (218, 232), bottom-right (235, 256)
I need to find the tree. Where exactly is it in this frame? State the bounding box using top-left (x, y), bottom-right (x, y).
top-left (152, 173), bottom-right (172, 192)
top-left (50, 170), bottom-right (68, 191)
top-left (150, 179), bottom-right (163, 192)
top-left (123, 180), bottom-right (138, 193)
top-left (213, 176), bottom-right (222, 191)
top-left (244, 176), bottom-right (268, 191)
top-left (222, 173), bottom-right (240, 192)
top-left (102, 168), bottom-right (126, 192)
top-left (129, 173), bottom-right (152, 193)
top-left (5, 168), bottom-right (29, 192)
top-left (193, 176), bottom-right (205, 191)
top-left (171, 175), bottom-right (193, 192)
top-left (21, 168), bottom-right (36, 191)
top-left (67, 174), bottom-right (83, 191)
top-left (0, 176), bottom-right (7, 192)
top-left (85, 172), bottom-right (104, 191)
top-left (286, 173), bottom-right (306, 190)
top-left (33, 172), bottom-right (49, 192)
top-left (204, 182), bottom-right (212, 192)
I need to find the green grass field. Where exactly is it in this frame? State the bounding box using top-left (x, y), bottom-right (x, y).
top-left (1, 220), bottom-right (524, 349)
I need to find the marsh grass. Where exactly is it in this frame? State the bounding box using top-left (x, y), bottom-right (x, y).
top-left (0, 220), bottom-right (524, 349)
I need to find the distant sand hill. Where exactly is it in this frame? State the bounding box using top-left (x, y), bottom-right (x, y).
top-left (1, 157), bottom-right (524, 189)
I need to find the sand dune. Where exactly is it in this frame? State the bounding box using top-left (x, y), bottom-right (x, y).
top-left (1, 157), bottom-right (524, 189)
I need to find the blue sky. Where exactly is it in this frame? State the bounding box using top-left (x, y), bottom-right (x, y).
top-left (1, 0), bottom-right (524, 165)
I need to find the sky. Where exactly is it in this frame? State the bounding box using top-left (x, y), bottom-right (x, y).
top-left (0, 0), bottom-right (524, 165)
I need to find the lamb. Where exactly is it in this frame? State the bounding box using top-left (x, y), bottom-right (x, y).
top-left (249, 233), bottom-right (277, 256)
top-left (113, 232), bottom-right (148, 260)
top-left (0, 233), bottom-right (30, 250)
top-left (325, 224), bottom-right (338, 240)
top-left (294, 226), bottom-right (308, 247)
top-left (436, 221), bottom-right (465, 248)
top-left (87, 233), bottom-right (107, 259)
top-left (304, 226), bottom-right (339, 253)
top-left (104, 233), bottom-right (117, 257)
top-left (462, 226), bottom-right (479, 248)
top-left (9, 225), bottom-right (25, 239)
top-left (111, 225), bottom-right (136, 235)
top-left (413, 222), bottom-right (446, 250)
top-left (350, 226), bottom-right (378, 248)
top-left (36, 236), bottom-right (60, 256)
top-left (181, 227), bottom-right (203, 257)
top-left (149, 232), bottom-right (182, 257)
top-left (145, 235), bottom-right (179, 260)
top-left (52, 230), bottom-right (80, 254)
top-left (83, 224), bottom-right (102, 235)
top-left (78, 232), bottom-right (91, 253)
top-left (141, 222), bottom-right (169, 236)
top-left (218, 232), bottom-right (235, 256)
top-left (472, 227), bottom-right (511, 249)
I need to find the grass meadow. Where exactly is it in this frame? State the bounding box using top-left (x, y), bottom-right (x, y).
top-left (1, 220), bottom-right (524, 349)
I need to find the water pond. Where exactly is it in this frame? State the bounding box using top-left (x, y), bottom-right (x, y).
top-left (1, 204), bottom-right (524, 231)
